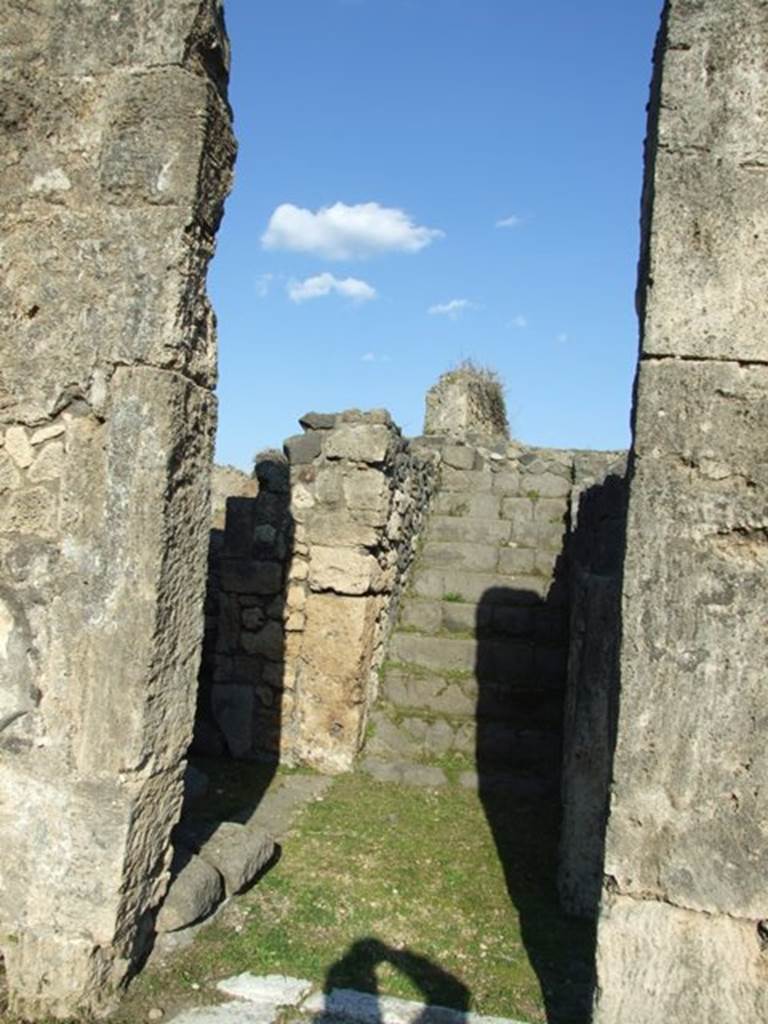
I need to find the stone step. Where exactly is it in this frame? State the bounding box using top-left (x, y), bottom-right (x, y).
top-left (399, 597), bottom-right (567, 641)
top-left (388, 632), bottom-right (568, 686)
top-left (380, 669), bottom-right (565, 726)
top-left (365, 708), bottom-right (562, 767)
top-left (420, 540), bottom-right (500, 573)
top-left (410, 567), bottom-right (567, 607)
top-left (426, 514), bottom-right (512, 545)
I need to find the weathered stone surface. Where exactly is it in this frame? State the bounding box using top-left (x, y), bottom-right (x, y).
top-left (324, 424), bottom-right (391, 463)
top-left (423, 367), bottom-right (508, 442)
top-left (309, 546), bottom-right (383, 595)
top-left (293, 594), bottom-right (382, 772)
top-left (593, 3), bottom-right (768, 1017)
top-left (594, 895), bottom-right (768, 1022)
top-left (283, 432), bottom-right (322, 465)
top-left (216, 973), bottom-right (313, 1005)
top-left (155, 852), bottom-right (224, 933)
top-left (421, 541), bottom-right (498, 573)
top-left (192, 823), bottom-right (275, 897)
top-left (299, 411), bottom-right (337, 431)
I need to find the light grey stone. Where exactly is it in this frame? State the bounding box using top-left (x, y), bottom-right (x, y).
top-left (169, 1004), bottom-right (280, 1024)
top-left (324, 424), bottom-right (392, 463)
top-left (216, 974), bottom-right (312, 1005)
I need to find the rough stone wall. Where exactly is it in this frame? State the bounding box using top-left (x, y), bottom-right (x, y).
top-left (558, 452), bottom-right (627, 918)
top-left (424, 366), bottom-right (509, 443)
top-left (196, 411), bottom-right (438, 773)
top-left (0, 2), bottom-right (235, 1018)
top-left (593, 2), bottom-right (768, 1020)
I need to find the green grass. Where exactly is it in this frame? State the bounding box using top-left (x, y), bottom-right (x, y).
top-left (1, 774), bottom-right (594, 1024)
top-left (111, 773), bottom-right (593, 1024)
top-left (442, 592), bottom-right (465, 603)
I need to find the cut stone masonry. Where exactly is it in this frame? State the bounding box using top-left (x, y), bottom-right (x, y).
top-left (0, 2), bottom-right (235, 1018)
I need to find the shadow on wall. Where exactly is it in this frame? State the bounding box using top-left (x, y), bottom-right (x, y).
top-left (191, 452), bottom-right (295, 802)
top-left (321, 937), bottom-right (470, 1020)
top-left (475, 567), bottom-right (596, 1024)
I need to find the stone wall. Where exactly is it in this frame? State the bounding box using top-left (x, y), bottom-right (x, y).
top-left (593, 2), bottom-right (768, 1020)
top-left (0, 2), bottom-right (235, 1018)
top-left (196, 411), bottom-right (439, 773)
top-left (558, 452), bottom-right (627, 918)
top-left (424, 365), bottom-right (509, 443)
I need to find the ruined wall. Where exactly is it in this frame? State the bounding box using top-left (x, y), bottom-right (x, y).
top-left (0, 2), bottom-right (235, 1017)
top-left (196, 411), bottom-right (438, 773)
top-left (424, 366), bottom-right (509, 443)
top-left (593, 2), bottom-right (768, 1019)
top-left (558, 453), bottom-right (627, 918)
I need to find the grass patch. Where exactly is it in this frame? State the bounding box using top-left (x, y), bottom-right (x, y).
top-left (108, 774), bottom-right (593, 1024)
top-left (442, 592), bottom-right (465, 603)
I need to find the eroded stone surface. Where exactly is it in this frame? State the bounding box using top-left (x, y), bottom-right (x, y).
top-left (0, 1), bottom-right (235, 1017)
top-left (593, 1), bottom-right (768, 1018)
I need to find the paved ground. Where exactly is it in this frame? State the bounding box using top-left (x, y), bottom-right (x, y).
top-left (167, 974), bottom-right (530, 1024)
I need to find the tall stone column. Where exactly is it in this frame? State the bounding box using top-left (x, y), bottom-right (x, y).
top-left (0, 2), bottom-right (235, 1018)
top-left (593, 2), bottom-right (768, 1020)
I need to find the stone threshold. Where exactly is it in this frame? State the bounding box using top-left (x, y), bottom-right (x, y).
top-left (168, 974), bottom-right (531, 1024)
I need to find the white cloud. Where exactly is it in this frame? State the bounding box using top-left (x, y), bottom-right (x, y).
top-left (496, 214), bottom-right (522, 228)
top-left (428, 298), bottom-right (475, 320)
top-left (361, 352), bottom-right (390, 363)
top-left (255, 273), bottom-right (274, 298)
top-left (262, 202), bottom-right (444, 260)
top-left (556, 332), bottom-right (569, 343)
top-left (508, 314), bottom-right (528, 329)
top-left (287, 272), bottom-right (377, 304)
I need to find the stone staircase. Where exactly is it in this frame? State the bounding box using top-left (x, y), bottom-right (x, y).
top-left (363, 441), bottom-right (572, 791)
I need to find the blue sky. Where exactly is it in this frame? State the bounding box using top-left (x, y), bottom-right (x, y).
top-left (211, 0), bottom-right (665, 470)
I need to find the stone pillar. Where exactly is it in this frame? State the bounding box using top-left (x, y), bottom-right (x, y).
top-left (423, 365), bottom-right (509, 442)
top-left (0, 2), bottom-right (235, 1018)
top-left (593, 2), bottom-right (768, 1020)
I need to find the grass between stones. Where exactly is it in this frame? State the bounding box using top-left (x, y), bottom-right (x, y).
top-left (0, 770), bottom-right (593, 1024)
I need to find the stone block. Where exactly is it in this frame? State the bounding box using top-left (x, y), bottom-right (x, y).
top-left (283, 432), bottom-right (322, 465)
top-left (299, 411), bottom-right (337, 431)
top-left (155, 852), bottom-right (224, 933)
top-left (342, 468), bottom-right (390, 513)
top-left (305, 511), bottom-right (378, 548)
top-left (442, 445), bottom-right (477, 470)
top-left (324, 423), bottom-right (392, 463)
top-left (241, 621), bottom-right (283, 661)
top-left (192, 823), bottom-right (275, 896)
top-left (399, 598), bottom-right (442, 634)
top-left (519, 472), bottom-right (570, 499)
top-left (491, 470), bottom-right (521, 495)
top-left (439, 467), bottom-right (492, 493)
top-left (389, 632), bottom-right (476, 674)
top-left (497, 547), bottom-right (535, 575)
top-left (211, 685), bottom-right (254, 759)
top-left (309, 546), bottom-right (383, 595)
top-left (421, 541), bottom-right (498, 573)
top-left (593, 895), bottom-right (768, 1024)
top-left (219, 559), bottom-right (283, 595)
top-left (426, 515), bottom-right (510, 545)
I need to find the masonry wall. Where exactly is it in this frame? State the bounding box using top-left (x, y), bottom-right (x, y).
top-left (0, 3), bottom-right (235, 1017)
top-left (196, 411), bottom-right (439, 772)
top-left (558, 453), bottom-right (627, 918)
top-left (593, 2), bottom-right (768, 1019)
